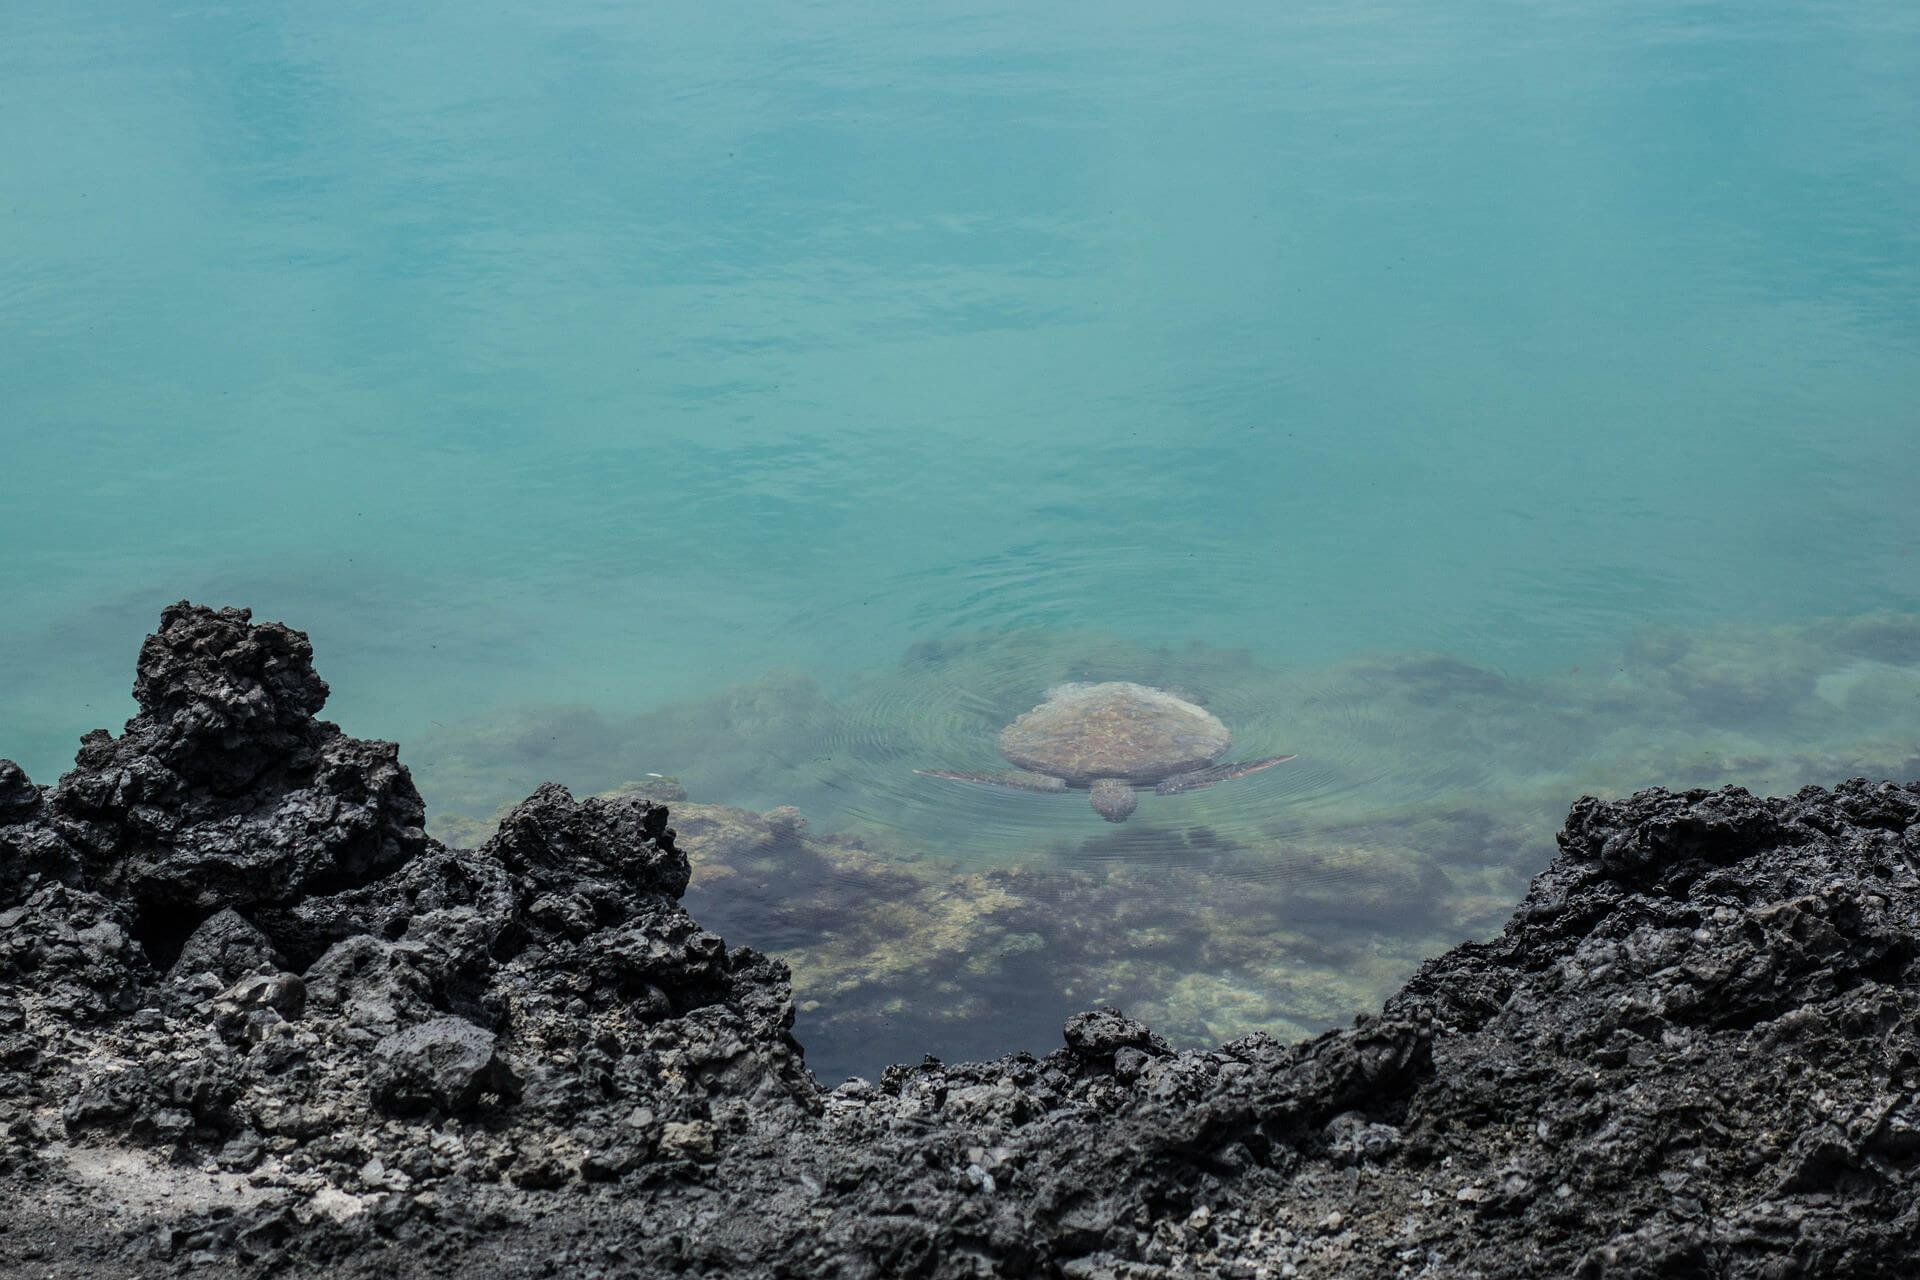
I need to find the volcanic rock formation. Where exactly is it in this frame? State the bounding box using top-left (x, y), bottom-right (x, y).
top-left (3, 603), bottom-right (1918, 1277)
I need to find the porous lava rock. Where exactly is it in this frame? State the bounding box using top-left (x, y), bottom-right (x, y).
top-left (368, 1016), bottom-right (521, 1116)
top-left (0, 603), bottom-right (811, 1268)
top-left (3, 604), bottom-right (1920, 1278)
top-left (167, 907), bottom-right (283, 988)
top-left (0, 759), bottom-right (78, 907)
top-left (49, 602), bottom-right (428, 935)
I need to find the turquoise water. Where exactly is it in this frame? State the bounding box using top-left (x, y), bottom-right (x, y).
top-left (4, 1), bottom-right (1919, 1076)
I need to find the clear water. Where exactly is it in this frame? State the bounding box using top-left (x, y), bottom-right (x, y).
top-left (4, 0), bottom-right (1918, 1080)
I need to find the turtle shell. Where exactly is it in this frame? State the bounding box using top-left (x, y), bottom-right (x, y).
top-left (997, 682), bottom-right (1231, 785)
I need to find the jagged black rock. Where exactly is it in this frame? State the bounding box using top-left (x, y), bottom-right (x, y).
top-left (2, 603), bottom-right (1918, 1277)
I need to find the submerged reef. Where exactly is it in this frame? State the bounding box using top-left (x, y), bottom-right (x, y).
top-left (408, 611), bottom-right (1920, 1077)
top-left (5, 603), bottom-right (1920, 1276)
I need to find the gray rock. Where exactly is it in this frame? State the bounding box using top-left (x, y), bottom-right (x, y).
top-left (0, 761), bottom-right (79, 909)
top-left (1063, 1007), bottom-right (1172, 1066)
top-left (210, 971), bottom-right (306, 1044)
top-left (304, 934), bottom-right (435, 1038)
top-left (368, 1016), bottom-right (522, 1116)
top-left (0, 760), bottom-right (39, 823)
top-left (168, 909), bottom-right (281, 986)
top-left (483, 781), bottom-right (686, 903)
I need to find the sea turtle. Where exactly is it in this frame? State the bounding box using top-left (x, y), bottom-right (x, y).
top-left (917, 681), bottom-right (1295, 823)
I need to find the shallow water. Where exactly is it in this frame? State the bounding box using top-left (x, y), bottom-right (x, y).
top-left (4, 0), bottom-right (1918, 1079)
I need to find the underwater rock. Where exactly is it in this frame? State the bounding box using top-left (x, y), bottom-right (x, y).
top-left (1828, 610), bottom-right (1920, 664)
top-left (1267, 840), bottom-right (1453, 927)
top-left (5, 604), bottom-right (1920, 1277)
top-left (672, 799), bottom-right (1464, 1076)
top-left (600, 775), bottom-right (691, 806)
top-left (762, 804), bottom-right (807, 838)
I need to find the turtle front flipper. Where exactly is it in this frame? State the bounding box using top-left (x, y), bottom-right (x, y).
top-left (916, 768), bottom-right (1068, 793)
top-left (1153, 754), bottom-right (1297, 795)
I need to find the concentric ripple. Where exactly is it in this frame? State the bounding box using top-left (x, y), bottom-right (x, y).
top-left (800, 627), bottom-right (1497, 886)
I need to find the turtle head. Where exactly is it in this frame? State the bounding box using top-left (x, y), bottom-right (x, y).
top-left (1089, 778), bottom-right (1137, 823)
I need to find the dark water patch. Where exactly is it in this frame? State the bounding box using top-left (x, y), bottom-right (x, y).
top-left (796, 955), bottom-right (1097, 1084)
top-left (681, 825), bottom-right (927, 958)
top-left (1829, 612), bottom-right (1920, 664)
top-left (671, 795), bottom-right (1463, 1077)
top-left (1365, 653), bottom-right (1510, 704)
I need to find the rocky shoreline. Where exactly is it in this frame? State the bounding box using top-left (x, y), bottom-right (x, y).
top-left (4, 603), bottom-right (1918, 1277)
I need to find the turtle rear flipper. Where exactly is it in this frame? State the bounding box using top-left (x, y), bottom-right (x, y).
top-left (916, 769), bottom-right (1069, 793)
top-left (1153, 754), bottom-right (1296, 795)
